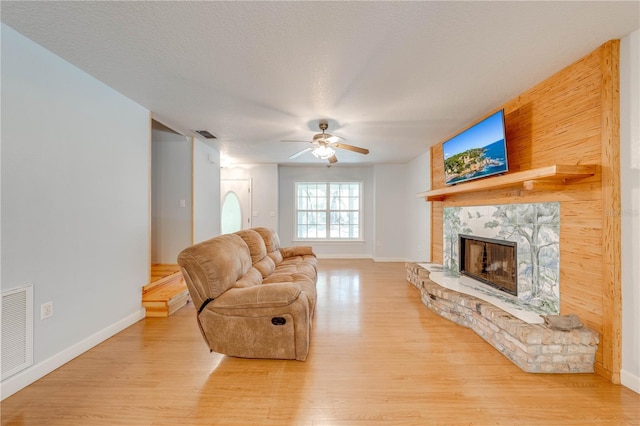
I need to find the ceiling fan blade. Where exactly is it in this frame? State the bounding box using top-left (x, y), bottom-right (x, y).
top-left (281, 139), bottom-right (311, 143)
top-left (333, 143), bottom-right (369, 155)
top-left (288, 147), bottom-right (314, 159)
top-left (328, 155), bottom-right (338, 164)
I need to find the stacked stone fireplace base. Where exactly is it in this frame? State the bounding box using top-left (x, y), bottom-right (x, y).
top-left (406, 262), bottom-right (599, 374)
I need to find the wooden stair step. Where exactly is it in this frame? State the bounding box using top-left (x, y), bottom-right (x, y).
top-left (142, 272), bottom-right (190, 318)
top-left (144, 264), bottom-right (182, 294)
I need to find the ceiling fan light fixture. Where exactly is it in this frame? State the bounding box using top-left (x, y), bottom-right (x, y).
top-left (312, 145), bottom-right (335, 160)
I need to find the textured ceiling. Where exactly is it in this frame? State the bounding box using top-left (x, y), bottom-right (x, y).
top-left (2, 1), bottom-right (638, 165)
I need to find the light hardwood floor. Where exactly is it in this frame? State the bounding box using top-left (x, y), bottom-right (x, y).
top-left (2, 260), bottom-right (638, 425)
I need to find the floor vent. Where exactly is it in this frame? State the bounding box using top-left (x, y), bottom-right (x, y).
top-left (1, 285), bottom-right (33, 381)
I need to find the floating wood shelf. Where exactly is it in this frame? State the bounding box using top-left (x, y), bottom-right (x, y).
top-left (418, 165), bottom-right (596, 201)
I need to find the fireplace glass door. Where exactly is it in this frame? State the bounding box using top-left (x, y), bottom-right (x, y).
top-left (459, 235), bottom-right (517, 296)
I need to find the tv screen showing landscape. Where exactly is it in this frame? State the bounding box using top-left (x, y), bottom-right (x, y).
top-left (443, 109), bottom-right (508, 185)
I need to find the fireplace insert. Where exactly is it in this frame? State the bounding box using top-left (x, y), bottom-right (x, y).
top-left (459, 234), bottom-right (517, 296)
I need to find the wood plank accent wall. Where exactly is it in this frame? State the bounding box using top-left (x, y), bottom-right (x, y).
top-left (428, 40), bottom-right (621, 382)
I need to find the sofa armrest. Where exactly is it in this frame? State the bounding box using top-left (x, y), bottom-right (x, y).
top-left (280, 246), bottom-right (315, 258)
top-left (211, 282), bottom-right (302, 310)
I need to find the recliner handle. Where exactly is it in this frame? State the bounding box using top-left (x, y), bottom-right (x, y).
top-left (271, 317), bottom-right (286, 325)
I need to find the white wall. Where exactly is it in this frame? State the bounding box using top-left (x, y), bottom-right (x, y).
top-left (151, 130), bottom-right (192, 263)
top-left (620, 28), bottom-right (640, 394)
top-left (221, 164), bottom-right (279, 230)
top-left (1, 24), bottom-right (149, 398)
top-left (277, 163), bottom-right (428, 261)
top-left (250, 164), bottom-right (279, 229)
top-left (373, 165), bottom-right (408, 261)
top-left (193, 140), bottom-right (221, 243)
top-left (406, 151), bottom-right (432, 262)
top-left (278, 165), bottom-right (374, 258)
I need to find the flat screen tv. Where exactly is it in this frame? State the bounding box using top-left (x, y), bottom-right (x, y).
top-left (443, 109), bottom-right (508, 185)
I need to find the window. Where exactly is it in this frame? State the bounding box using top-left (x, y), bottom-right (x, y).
top-left (295, 182), bottom-right (362, 240)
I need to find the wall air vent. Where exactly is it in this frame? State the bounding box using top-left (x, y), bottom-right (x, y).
top-left (194, 130), bottom-right (217, 139)
top-left (2, 285), bottom-right (34, 380)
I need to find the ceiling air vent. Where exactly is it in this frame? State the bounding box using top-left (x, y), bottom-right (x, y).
top-left (194, 130), bottom-right (217, 139)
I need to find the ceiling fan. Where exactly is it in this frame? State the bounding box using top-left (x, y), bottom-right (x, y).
top-left (282, 120), bottom-right (369, 164)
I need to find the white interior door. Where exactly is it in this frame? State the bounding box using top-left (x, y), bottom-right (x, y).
top-left (220, 179), bottom-right (251, 233)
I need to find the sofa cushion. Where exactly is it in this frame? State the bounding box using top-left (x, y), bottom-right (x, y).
top-left (177, 233), bottom-right (252, 304)
top-left (254, 256), bottom-right (276, 278)
top-left (262, 271), bottom-right (317, 314)
top-left (254, 227), bottom-right (284, 264)
top-left (235, 229), bottom-right (276, 277)
top-left (253, 227), bottom-right (280, 251)
top-left (280, 255), bottom-right (319, 269)
top-left (235, 229), bottom-right (268, 264)
top-left (212, 283), bottom-right (302, 310)
top-left (268, 250), bottom-right (284, 265)
top-left (234, 267), bottom-right (262, 288)
top-left (281, 246), bottom-right (315, 257)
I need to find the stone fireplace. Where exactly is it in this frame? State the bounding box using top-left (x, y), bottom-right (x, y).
top-left (443, 202), bottom-right (561, 315)
top-left (404, 200), bottom-right (599, 374)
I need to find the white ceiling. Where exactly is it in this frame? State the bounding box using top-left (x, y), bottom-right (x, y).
top-left (2, 1), bottom-right (638, 166)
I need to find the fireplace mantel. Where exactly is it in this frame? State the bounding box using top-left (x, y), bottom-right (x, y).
top-left (417, 164), bottom-right (595, 202)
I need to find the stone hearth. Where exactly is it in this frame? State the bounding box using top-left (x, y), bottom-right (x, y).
top-left (406, 262), bottom-right (599, 374)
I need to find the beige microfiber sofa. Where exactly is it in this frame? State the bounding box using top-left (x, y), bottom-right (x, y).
top-left (177, 227), bottom-right (317, 361)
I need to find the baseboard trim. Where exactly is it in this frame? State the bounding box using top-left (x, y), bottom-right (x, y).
top-left (316, 254), bottom-right (372, 259)
top-left (372, 257), bottom-right (410, 262)
top-left (0, 307), bottom-right (145, 401)
top-left (316, 255), bottom-right (409, 262)
top-left (621, 369), bottom-right (640, 394)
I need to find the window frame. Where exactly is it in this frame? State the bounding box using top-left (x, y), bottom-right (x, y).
top-left (293, 181), bottom-right (364, 242)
